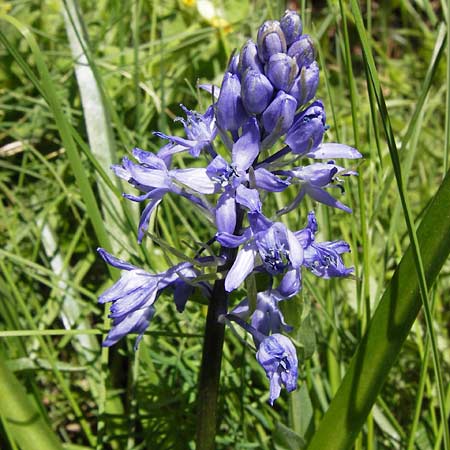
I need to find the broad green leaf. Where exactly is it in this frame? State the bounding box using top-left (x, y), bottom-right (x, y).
top-left (306, 167), bottom-right (450, 450)
top-left (0, 357), bottom-right (64, 450)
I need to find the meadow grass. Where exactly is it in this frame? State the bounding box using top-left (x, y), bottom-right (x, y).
top-left (0, 1), bottom-right (449, 449)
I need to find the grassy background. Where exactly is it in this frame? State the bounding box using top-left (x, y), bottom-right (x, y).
top-left (0, 0), bottom-right (449, 449)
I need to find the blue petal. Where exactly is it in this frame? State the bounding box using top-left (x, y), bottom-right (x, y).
top-left (137, 190), bottom-right (167, 243)
top-left (216, 72), bottom-right (248, 131)
top-left (277, 269), bottom-right (301, 298)
top-left (254, 168), bottom-right (289, 192)
top-left (216, 228), bottom-right (252, 248)
top-left (97, 248), bottom-right (137, 271)
top-left (305, 143), bottom-right (362, 159)
top-left (171, 168), bottom-right (218, 194)
top-left (216, 190), bottom-right (237, 234)
top-left (232, 117), bottom-right (260, 171)
top-left (198, 83), bottom-right (220, 99)
top-left (124, 158), bottom-right (171, 189)
top-left (248, 211), bottom-right (273, 233)
top-left (102, 306), bottom-right (155, 349)
top-left (111, 163), bottom-right (131, 181)
top-left (153, 131), bottom-right (195, 149)
top-left (305, 185), bottom-right (352, 213)
top-left (157, 143), bottom-right (189, 165)
top-left (132, 148), bottom-right (167, 169)
top-left (225, 244), bottom-right (257, 292)
top-left (287, 228), bottom-right (304, 268)
top-left (173, 281), bottom-right (194, 313)
top-left (256, 333), bottom-right (298, 405)
top-left (236, 185), bottom-right (261, 212)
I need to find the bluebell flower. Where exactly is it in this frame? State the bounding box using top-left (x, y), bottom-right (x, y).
top-left (206, 117), bottom-right (261, 232)
top-left (287, 35), bottom-right (315, 69)
top-left (296, 211), bottom-right (353, 278)
top-left (154, 105), bottom-right (217, 158)
top-left (97, 248), bottom-right (199, 349)
top-left (285, 100), bottom-right (327, 155)
top-left (278, 161), bottom-right (358, 215)
top-left (262, 91), bottom-right (297, 136)
top-left (288, 61), bottom-right (319, 107)
top-left (231, 289), bottom-right (293, 337)
top-left (256, 21), bottom-right (287, 62)
top-left (239, 40), bottom-right (264, 74)
top-left (227, 53), bottom-right (240, 76)
top-left (224, 312), bottom-right (298, 405)
top-left (216, 72), bottom-right (248, 131)
top-left (99, 8), bottom-right (361, 409)
top-left (280, 10), bottom-right (303, 45)
top-left (265, 53), bottom-right (299, 92)
top-left (112, 148), bottom-right (216, 242)
top-left (256, 333), bottom-right (298, 405)
top-left (220, 212), bottom-right (303, 293)
top-left (241, 69), bottom-right (274, 115)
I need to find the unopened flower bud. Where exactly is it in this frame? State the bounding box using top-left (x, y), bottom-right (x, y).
top-left (227, 52), bottom-right (240, 76)
top-left (285, 100), bottom-right (326, 154)
top-left (216, 72), bottom-right (248, 131)
top-left (280, 10), bottom-right (303, 45)
top-left (262, 91), bottom-right (297, 135)
top-left (241, 69), bottom-right (274, 115)
top-left (289, 61), bottom-right (319, 106)
top-left (265, 53), bottom-right (299, 91)
top-left (287, 35), bottom-right (315, 69)
top-left (239, 40), bottom-right (264, 75)
top-left (257, 20), bottom-right (287, 62)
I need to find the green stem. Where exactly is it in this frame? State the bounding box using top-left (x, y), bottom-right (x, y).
top-left (195, 211), bottom-right (243, 450)
top-left (195, 278), bottom-right (228, 450)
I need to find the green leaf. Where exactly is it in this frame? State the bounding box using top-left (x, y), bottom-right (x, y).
top-left (305, 167), bottom-right (450, 450)
top-left (274, 422), bottom-right (306, 450)
top-left (0, 357), bottom-right (64, 450)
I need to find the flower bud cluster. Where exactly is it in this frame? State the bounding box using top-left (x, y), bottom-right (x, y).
top-left (96, 10), bottom-right (362, 405)
top-left (215, 10), bottom-right (319, 144)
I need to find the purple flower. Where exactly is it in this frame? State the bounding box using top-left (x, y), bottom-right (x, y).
top-left (239, 40), bottom-right (264, 74)
top-left (206, 117), bottom-right (261, 232)
top-left (97, 249), bottom-right (199, 349)
top-left (241, 69), bottom-right (274, 115)
top-left (221, 212), bottom-right (303, 293)
top-left (265, 53), bottom-right (299, 92)
top-left (280, 10), bottom-right (303, 45)
top-left (216, 72), bottom-right (248, 131)
top-left (257, 20), bottom-right (287, 62)
top-left (227, 53), bottom-right (240, 76)
top-left (231, 289), bottom-right (293, 337)
top-left (153, 105), bottom-right (217, 158)
top-left (262, 91), bottom-right (297, 136)
top-left (287, 35), bottom-right (315, 69)
top-left (296, 211), bottom-right (353, 278)
top-left (279, 161), bottom-right (358, 215)
top-left (285, 100), bottom-right (326, 155)
top-left (256, 333), bottom-right (298, 405)
top-left (113, 148), bottom-right (215, 242)
top-left (288, 62), bottom-right (320, 107)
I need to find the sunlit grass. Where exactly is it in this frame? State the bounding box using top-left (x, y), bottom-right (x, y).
top-left (0, 1), bottom-right (449, 449)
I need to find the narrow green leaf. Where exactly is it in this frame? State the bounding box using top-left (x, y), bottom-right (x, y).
top-left (306, 168), bottom-right (450, 450)
top-left (274, 422), bottom-right (306, 450)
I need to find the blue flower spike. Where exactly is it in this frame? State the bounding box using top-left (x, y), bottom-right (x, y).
top-left (97, 9), bottom-right (362, 406)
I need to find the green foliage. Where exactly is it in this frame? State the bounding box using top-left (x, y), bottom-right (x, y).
top-left (0, 1), bottom-right (449, 449)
